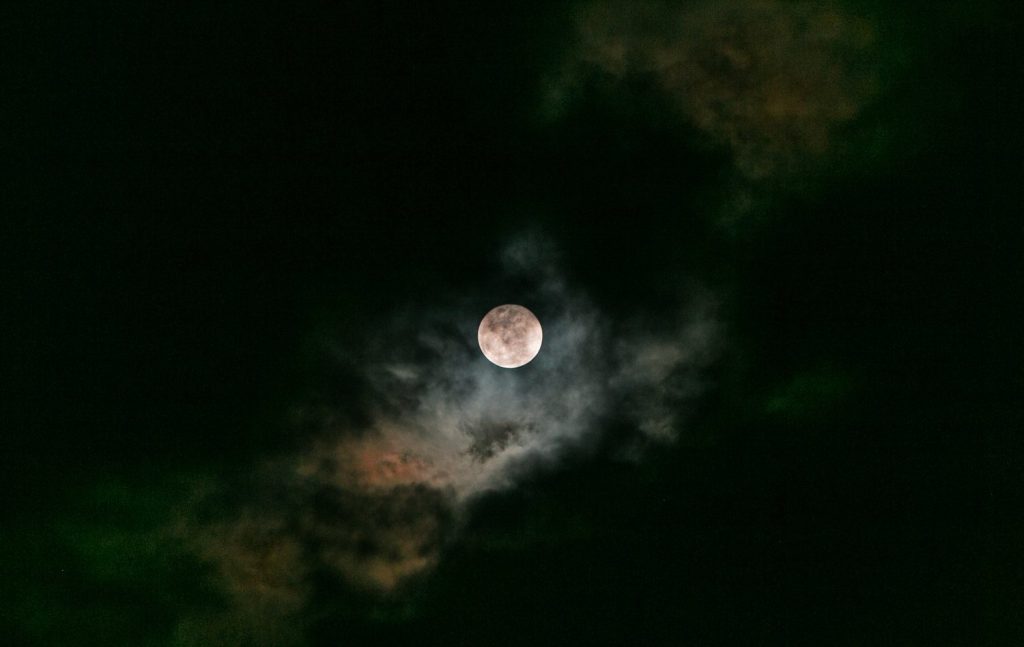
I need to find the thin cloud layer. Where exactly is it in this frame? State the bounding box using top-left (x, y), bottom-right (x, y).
top-left (551, 0), bottom-right (880, 180)
top-left (174, 235), bottom-right (718, 641)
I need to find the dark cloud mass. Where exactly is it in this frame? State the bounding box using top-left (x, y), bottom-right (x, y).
top-left (173, 235), bottom-right (718, 637)
top-left (552, 0), bottom-right (880, 180)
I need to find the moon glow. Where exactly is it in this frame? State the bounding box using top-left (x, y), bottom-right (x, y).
top-left (478, 304), bottom-right (543, 368)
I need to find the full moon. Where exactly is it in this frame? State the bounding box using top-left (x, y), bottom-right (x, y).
top-left (478, 304), bottom-right (543, 368)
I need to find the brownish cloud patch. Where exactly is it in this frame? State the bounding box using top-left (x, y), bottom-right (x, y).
top-left (557, 0), bottom-right (880, 179)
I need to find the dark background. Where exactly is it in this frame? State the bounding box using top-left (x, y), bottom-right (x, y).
top-left (2, 1), bottom-right (1022, 644)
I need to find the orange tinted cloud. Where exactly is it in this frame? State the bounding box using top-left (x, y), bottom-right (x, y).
top-left (558, 0), bottom-right (880, 179)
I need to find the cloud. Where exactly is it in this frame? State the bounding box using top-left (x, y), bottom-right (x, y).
top-left (549, 0), bottom-right (880, 181)
top-left (173, 234), bottom-right (719, 639)
top-left (173, 510), bottom-right (309, 647)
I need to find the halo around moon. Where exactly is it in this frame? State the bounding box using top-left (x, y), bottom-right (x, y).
top-left (477, 304), bottom-right (543, 368)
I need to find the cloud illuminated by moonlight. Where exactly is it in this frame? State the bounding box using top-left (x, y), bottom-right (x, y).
top-left (549, 0), bottom-right (880, 181)
top-left (173, 234), bottom-right (718, 643)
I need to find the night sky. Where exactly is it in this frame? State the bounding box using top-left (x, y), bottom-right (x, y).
top-left (3, 1), bottom-right (1023, 645)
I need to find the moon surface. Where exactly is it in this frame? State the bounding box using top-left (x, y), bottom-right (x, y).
top-left (478, 304), bottom-right (543, 368)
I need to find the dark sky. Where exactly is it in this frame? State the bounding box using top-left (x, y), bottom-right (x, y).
top-left (3, 1), bottom-right (1023, 645)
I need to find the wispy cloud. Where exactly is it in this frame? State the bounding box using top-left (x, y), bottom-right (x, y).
top-left (548, 0), bottom-right (880, 182)
top-left (173, 233), bottom-right (718, 641)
